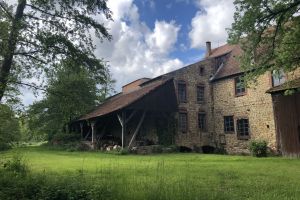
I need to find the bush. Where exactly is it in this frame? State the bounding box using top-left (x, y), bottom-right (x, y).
top-left (250, 140), bottom-right (268, 157)
top-left (119, 148), bottom-right (129, 155)
top-left (2, 154), bottom-right (29, 175)
top-left (51, 132), bottom-right (81, 145)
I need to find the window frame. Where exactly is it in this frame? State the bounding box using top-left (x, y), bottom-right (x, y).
top-left (234, 75), bottom-right (246, 96)
top-left (224, 116), bottom-right (234, 133)
top-left (236, 118), bottom-right (250, 140)
top-left (177, 80), bottom-right (187, 103)
top-left (178, 111), bottom-right (188, 133)
top-left (198, 112), bottom-right (206, 131)
top-left (196, 84), bottom-right (205, 103)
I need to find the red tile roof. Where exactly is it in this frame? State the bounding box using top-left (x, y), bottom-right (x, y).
top-left (79, 78), bottom-right (172, 120)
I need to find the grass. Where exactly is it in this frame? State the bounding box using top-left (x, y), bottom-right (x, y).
top-left (1, 146), bottom-right (300, 199)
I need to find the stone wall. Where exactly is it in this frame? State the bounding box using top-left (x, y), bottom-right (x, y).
top-left (212, 73), bottom-right (277, 154)
top-left (165, 59), bottom-right (216, 149)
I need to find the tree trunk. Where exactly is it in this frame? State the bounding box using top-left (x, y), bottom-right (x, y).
top-left (0, 0), bottom-right (26, 102)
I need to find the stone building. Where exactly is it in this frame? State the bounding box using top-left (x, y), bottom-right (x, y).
top-left (72, 42), bottom-right (300, 155)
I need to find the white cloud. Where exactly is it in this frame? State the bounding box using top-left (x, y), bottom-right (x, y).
top-left (95, 0), bottom-right (183, 91)
top-left (18, 0), bottom-right (184, 105)
top-left (189, 0), bottom-right (235, 48)
top-left (146, 20), bottom-right (181, 54)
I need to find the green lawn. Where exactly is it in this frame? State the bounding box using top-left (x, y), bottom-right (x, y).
top-left (1, 146), bottom-right (300, 200)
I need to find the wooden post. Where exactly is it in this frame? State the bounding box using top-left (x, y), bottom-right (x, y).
top-left (80, 122), bottom-right (84, 139)
top-left (90, 121), bottom-right (96, 149)
top-left (128, 111), bottom-right (146, 148)
top-left (117, 111), bottom-right (126, 149)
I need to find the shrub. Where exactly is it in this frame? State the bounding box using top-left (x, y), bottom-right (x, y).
top-left (51, 132), bottom-right (81, 145)
top-left (250, 140), bottom-right (268, 157)
top-left (3, 154), bottom-right (29, 175)
top-left (119, 148), bottom-right (129, 155)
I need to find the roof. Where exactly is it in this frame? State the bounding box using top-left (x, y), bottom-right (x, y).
top-left (206, 43), bottom-right (237, 58)
top-left (266, 78), bottom-right (300, 93)
top-left (79, 78), bottom-right (173, 120)
top-left (209, 44), bottom-right (243, 81)
top-left (122, 77), bottom-right (150, 88)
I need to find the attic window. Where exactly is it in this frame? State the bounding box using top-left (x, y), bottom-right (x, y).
top-left (199, 66), bottom-right (205, 76)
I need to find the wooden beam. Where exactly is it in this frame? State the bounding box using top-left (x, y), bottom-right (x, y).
top-left (90, 121), bottom-right (96, 149)
top-left (80, 122), bottom-right (84, 139)
top-left (117, 111), bottom-right (126, 149)
top-left (128, 111), bottom-right (146, 148)
top-left (125, 110), bottom-right (137, 124)
top-left (117, 114), bottom-right (123, 126)
top-left (84, 129), bottom-right (91, 140)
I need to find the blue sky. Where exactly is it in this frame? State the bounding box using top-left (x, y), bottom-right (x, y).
top-left (15, 0), bottom-right (235, 105)
top-left (135, 0), bottom-right (202, 63)
top-left (93, 0), bottom-right (235, 90)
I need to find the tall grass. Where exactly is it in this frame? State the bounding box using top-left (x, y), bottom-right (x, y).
top-left (1, 147), bottom-right (300, 199)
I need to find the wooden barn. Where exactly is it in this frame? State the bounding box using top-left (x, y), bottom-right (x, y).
top-left (72, 78), bottom-right (178, 149)
top-left (267, 78), bottom-right (300, 157)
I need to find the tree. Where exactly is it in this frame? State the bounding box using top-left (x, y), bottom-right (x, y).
top-left (228, 0), bottom-right (300, 81)
top-left (27, 60), bottom-right (114, 139)
top-left (0, 104), bottom-right (20, 150)
top-left (0, 0), bottom-right (112, 102)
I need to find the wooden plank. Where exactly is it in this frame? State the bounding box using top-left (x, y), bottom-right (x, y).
top-left (275, 93), bottom-right (300, 157)
top-left (128, 111), bottom-right (146, 148)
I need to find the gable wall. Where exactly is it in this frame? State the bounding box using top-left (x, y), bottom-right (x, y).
top-left (165, 59), bottom-right (216, 149)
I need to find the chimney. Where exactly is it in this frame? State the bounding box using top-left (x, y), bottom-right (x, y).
top-left (206, 41), bottom-right (212, 56)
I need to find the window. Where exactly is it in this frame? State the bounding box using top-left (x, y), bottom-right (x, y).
top-left (272, 70), bottom-right (286, 87)
top-left (178, 81), bottom-right (187, 103)
top-left (235, 76), bottom-right (246, 96)
top-left (237, 118), bottom-right (250, 140)
top-left (198, 112), bottom-right (206, 131)
top-left (224, 116), bottom-right (234, 133)
top-left (196, 85), bottom-right (205, 103)
top-left (199, 66), bottom-right (205, 76)
top-left (179, 112), bottom-right (188, 133)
